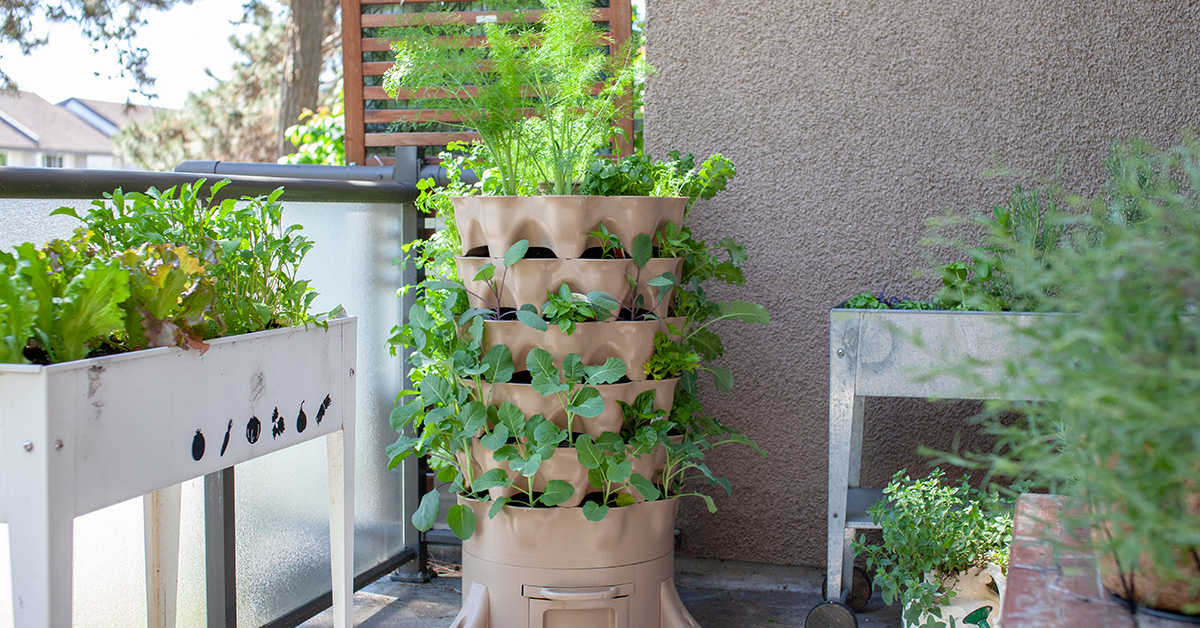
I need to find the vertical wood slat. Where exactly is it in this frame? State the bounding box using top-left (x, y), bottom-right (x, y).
top-left (609, 0), bottom-right (634, 157)
top-left (340, 0), bottom-right (366, 165)
top-left (341, 0), bottom-right (634, 159)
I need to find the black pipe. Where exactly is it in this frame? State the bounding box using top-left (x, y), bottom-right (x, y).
top-left (0, 166), bottom-right (418, 204)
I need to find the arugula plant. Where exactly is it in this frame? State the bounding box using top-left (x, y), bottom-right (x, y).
top-left (53, 179), bottom-right (322, 336)
top-left (852, 470), bottom-right (1018, 628)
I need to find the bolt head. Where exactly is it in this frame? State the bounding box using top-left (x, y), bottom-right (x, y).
top-left (22, 441), bottom-right (33, 452)
top-left (837, 348), bottom-right (845, 358)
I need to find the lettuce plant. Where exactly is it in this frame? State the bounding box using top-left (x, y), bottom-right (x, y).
top-left (1, 180), bottom-right (324, 365)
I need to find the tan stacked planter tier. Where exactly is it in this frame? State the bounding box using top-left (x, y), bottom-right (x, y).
top-left (448, 196), bottom-right (702, 628)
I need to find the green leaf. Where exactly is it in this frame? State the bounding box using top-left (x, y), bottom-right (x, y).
top-left (606, 459), bottom-right (633, 484)
top-left (690, 328), bottom-right (724, 361)
top-left (533, 419), bottom-right (565, 446)
top-left (538, 480), bottom-right (575, 506)
top-left (706, 365), bottom-right (734, 392)
top-left (566, 386), bottom-right (605, 418)
top-left (503, 240), bottom-right (529, 267)
top-left (472, 263), bottom-right (496, 282)
top-left (471, 468), bottom-right (511, 491)
top-left (412, 489), bottom-right (441, 532)
top-left (54, 258), bottom-right (131, 362)
top-left (632, 233), bottom-right (652, 268)
top-left (583, 357), bottom-right (626, 385)
top-left (480, 424), bottom-right (510, 450)
top-left (482, 344), bottom-right (515, 383)
top-left (420, 375), bottom-right (456, 408)
top-left (697, 493), bottom-right (718, 513)
top-left (575, 434), bottom-right (605, 469)
top-left (647, 273), bottom-right (676, 288)
top-left (389, 398), bottom-right (421, 430)
top-left (458, 400), bottom-right (489, 434)
top-left (488, 496), bottom-right (509, 519)
top-left (562, 353), bottom-right (585, 382)
top-left (615, 493), bottom-right (635, 507)
top-left (447, 503), bottom-right (477, 540)
top-left (721, 300), bottom-right (770, 324)
top-left (516, 304), bottom-right (548, 331)
top-left (587, 291), bottom-right (619, 318)
top-left (582, 501), bottom-right (609, 522)
top-left (437, 465), bottom-right (459, 484)
top-left (529, 347), bottom-right (568, 395)
top-left (493, 401), bottom-right (524, 435)
top-left (629, 473), bottom-right (661, 501)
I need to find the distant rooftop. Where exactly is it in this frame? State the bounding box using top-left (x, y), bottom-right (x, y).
top-left (0, 91), bottom-right (166, 154)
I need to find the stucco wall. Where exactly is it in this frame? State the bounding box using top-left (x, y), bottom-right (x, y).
top-left (644, 0), bottom-right (1200, 567)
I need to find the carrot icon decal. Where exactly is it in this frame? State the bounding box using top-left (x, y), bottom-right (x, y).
top-left (220, 420), bottom-right (233, 456)
top-left (315, 394), bottom-right (332, 425)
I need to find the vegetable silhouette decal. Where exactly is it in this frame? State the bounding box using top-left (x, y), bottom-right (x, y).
top-left (315, 394), bottom-right (332, 424)
top-left (271, 407), bottom-right (285, 438)
top-left (191, 429), bottom-right (205, 461)
top-left (246, 416), bottom-right (261, 444)
top-left (296, 401), bottom-right (307, 433)
top-left (220, 420), bottom-right (233, 456)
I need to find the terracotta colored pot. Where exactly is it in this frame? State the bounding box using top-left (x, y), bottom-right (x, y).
top-left (480, 378), bottom-right (678, 437)
top-left (454, 196), bottom-right (686, 259)
top-left (462, 441), bottom-right (668, 508)
top-left (483, 320), bottom-right (659, 381)
top-left (456, 256), bottom-right (683, 316)
top-left (1097, 532), bottom-right (1200, 615)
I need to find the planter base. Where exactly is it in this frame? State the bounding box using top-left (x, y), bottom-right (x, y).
top-left (453, 554), bottom-right (699, 628)
top-left (450, 498), bottom-right (700, 628)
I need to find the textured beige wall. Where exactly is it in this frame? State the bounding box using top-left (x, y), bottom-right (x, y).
top-left (644, 0), bottom-right (1200, 567)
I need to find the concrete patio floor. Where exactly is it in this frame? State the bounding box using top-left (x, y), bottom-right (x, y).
top-left (301, 554), bottom-right (902, 628)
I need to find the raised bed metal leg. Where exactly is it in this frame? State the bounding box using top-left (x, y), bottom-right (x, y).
top-left (145, 484), bottom-right (182, 628)
top-left (328, 428), bottom-right (354, 628)
top-left (4, 376), bottom-right (74, 628)
top-left (827, 313), bottom-right (861, 601)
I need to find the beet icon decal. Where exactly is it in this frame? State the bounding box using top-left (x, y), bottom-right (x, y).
top-left (246, 416), bottom-right (261, 444)
top-left (315, 394), bottom-right (332, 425)
top-left (192, 429), bottom-right (205, 461)
top-left (296, 401), bottom-right (308, 433)
top-left (220, 420), bottom-right (233, 456)
top-left (271, 407), bottom-right (285, 438)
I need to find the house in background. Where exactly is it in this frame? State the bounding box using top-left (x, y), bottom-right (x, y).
top-left (0, 91), bottom-right (162, 170)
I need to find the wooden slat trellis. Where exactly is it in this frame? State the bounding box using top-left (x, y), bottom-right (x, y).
top-left (339, 0), bottom-right (634, 166)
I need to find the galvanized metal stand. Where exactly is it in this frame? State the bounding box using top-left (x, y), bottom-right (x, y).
top-left (825, 308), bottom-right (1043, 607)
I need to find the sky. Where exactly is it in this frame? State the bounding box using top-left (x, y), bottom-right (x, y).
top-left (0, 0), bottom-right (258, 109)
top-left (0, 0), bottom-right (648, 111)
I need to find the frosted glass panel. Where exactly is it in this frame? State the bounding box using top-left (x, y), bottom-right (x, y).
top-left (1, 197), bottom-right (413, 627)
top-left (0, 478), bottom-right (207, 628)
top-left (233, 200), bottom-right (412, 626)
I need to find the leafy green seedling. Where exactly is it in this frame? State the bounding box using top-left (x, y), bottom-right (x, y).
top-left (527, 347), bottom-right (625, 434)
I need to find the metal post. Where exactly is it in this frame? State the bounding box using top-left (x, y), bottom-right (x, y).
top-left (205, 468), bottom-right (236, 628)
top-left (390, 144), bottom-right (435, 584)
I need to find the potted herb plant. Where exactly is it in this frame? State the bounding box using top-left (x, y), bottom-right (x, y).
top-left (0, 179), bottom-right (355, 627)
top-left (941, 135), bottom-right (1200, 622)
top-left (853, 469), bottom-right (1017, 628)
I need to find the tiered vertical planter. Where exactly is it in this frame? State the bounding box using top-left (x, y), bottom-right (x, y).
top-left (448, 196), bottom-right (702, 628)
